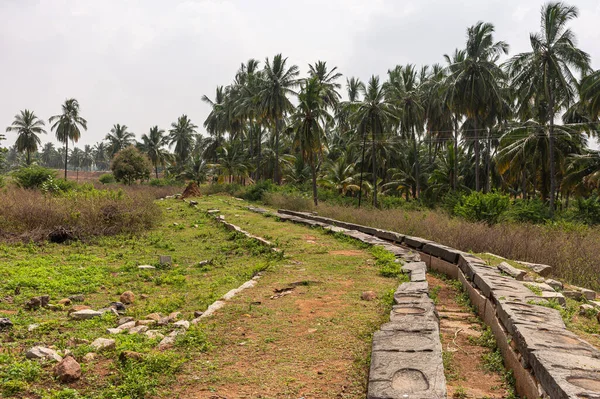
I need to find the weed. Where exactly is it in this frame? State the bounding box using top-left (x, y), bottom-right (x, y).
top-left (429, 285), bottom-right (441, 305)
top-left (524, 283), bottom-right (543, 296)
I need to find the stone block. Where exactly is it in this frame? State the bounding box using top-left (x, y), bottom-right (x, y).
top-left (458, 270), bottom-right (487, 317)
top-left (497, 262), bottom-right (527, 280)
top-left (422, 243), bottom-right (460, 264)
top-left (429, 256), bottom-right (459, 279)
top-left (403, 236), bottom-right (432, 250)
top-left (396, 281), bottom-right (428, 295)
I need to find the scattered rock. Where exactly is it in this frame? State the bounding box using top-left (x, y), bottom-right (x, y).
top-left (545, 279), bottom-right (563, 290)
top-left (110, 302), bottom-right (126, 313)
top-left (68, 305), bottom-right (91, 314)
top-left (83, 352), bottom-right (96, 362)
top-left (564, 290), bottom-right (584, 301)
top-left (173, 320), bottom-right (190, 329)
top-left (28, 324), bottom-right (39, 332)
top-left (194, 311), bottom-right (204, 318)
top-left (91, 338), bottom-right (116, 351)
top-left (145, 330), bottom-right (164, 340)
top-left (138, 265), bottom-right (156, 270)
top-left (118, 317), bottom-right (134, 326)
top-left (136, 320), bottom-right (156, 326)
top-left (497, 262), bottom-right (527, 281)
top-left (54, 356), bottom-right (81, 383)
top-left (361, 291), bottom-right (377, 301)
top-left (128, 325), bottom-right (149, 334)
top-left (158, 331), bottom-right (180, 349)
top-left (24, 297), bottom-right (42, 310)
top-left (168, 311), bottom-right (181, 321)
top-left (66, 338), bottom-right (89, 347)
top-left (207, 209), bottom-right (220, 214)
top-left (70, 309), bottom-right (103, 320)
top-left (119, 291), bottom-right (135, 305)
top-left (189, 200), bottom-right (198, 206)
top-left (580, 304), bottom-right (595, 315)
top-left (39, 295), bottom-right (50, 307)
top-left (522, 275), bottom-right (535, 282)
top-left (173, 222), bottom-right (179, 226)
top-left (119, 350), bottom-right (145, 362)
top-left (515, 261), bottom-right (552, 277)
top-left (576, 287), bottom-right (597, 301)
top-left (47, 304), bottom-right (63, 311)
top-left (0, 317), bottom-right (13, 330)
top-left (159, 255), bottom-right (172, 265)
top-left (69, 295), bottom-right (85, 302)
top-left (145, 313), bottom-right (162, 322)
top-left (107, 328), bottom-right (122, 334)
top-left (26, 346), bottom-right (62, 362)
top-left (58, 298), bottom-right (71, 306)
top-left (118, 321), bottom-right (136, 330)
top-left (140, 294), bottom-right (149, 300)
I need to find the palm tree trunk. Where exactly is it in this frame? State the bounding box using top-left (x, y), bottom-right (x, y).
top-left (454, 116), bottom-right (459, 191)
top-left (413, 127), bottom-right (420, 199)
top-left (548, 92), bottom-right (557, 218)
top-left (155, 165), bottom-right (159, 179)
top-left (485, 128), bottom-right (491, 193)
top-left (358, 130), bottom-right (367, 208)
top-left (27, 150), bottom-right (31, 166)
top-left (64, 141), bottom-right (69, 180)
top-left (474, 117), bottom-right (480, 191)
top-left (372, 120), bottom-right (377, 208)
top-left (311, 155), bottom-right (318, 206)
top-left (274, 119), bottom-right (280, 185)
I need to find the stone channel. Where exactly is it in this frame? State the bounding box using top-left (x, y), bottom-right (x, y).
top-left (272, 209), bottom-right (600, 399)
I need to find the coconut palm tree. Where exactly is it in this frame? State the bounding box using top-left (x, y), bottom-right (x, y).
top-left (447, 22), bottom-right (508, 192)
top-left (82, 145), bottom-right (94, 171)
top-left (290, 76), bottom-right (332, 205)
top-left (93, 142), bottom-right (110, 170)
top-left (308, 60), bottom-right (342, 109)
top-left (40, 142), bottom-right (57, 167)
top-left (49, 99), bottom-right (87, 179)
top-left (256, 54), bottom-right (299, 184)
top-left (352, 76), bottom-right (397, 207)
top-left (506, 2), bottom-right (590, 215)
top-left (169, 115), bottom-right (198, 167)
top-left (139, 126), bottom-right (170, 178)
top-left (6, 109), bottom-right (47, 165)
top-left (106, 124), bottom-right (135, 157)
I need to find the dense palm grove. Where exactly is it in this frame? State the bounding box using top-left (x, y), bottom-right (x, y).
top-left (3, 2), bottom-right (600, 214)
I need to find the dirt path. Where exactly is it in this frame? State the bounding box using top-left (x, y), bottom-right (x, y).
top-left (169, 198), bottom-right (399, 399)
top-left (427, 274), bottom-right (512, 399)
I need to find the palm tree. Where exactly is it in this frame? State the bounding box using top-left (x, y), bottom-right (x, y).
top-left (169, 115), bottom-right (198, 166)
top-left (139, 126), bottom-right (170, 178)
top-left (6, 109), bottom-right (47, 165)
top-left (49, 99), bottom-right (88, 179)
top-left (82, 145), bottom-right (94, 171)
top-left (352, 76), bottom-right (397, 207)
top-left (290, 76), bottom-right (332, 205)
top-left (506, 2), bottom-right (590, 215)
top-left (70, 147), bottom-right (83, 181)
top-left (181, 156), bottom-right (211, 185)
top-left (106, 124), bottom-right (135, 157)
top-left (40, 142), bottom-right (56, 167)
top-left (308, 61), bottom-right (342, 108)
top-left (256, 54), bottom-right (299, 184)
top-left (447, 22), bottom-right (508, 192)
top-left (93, 142), bottom-right (110, 170)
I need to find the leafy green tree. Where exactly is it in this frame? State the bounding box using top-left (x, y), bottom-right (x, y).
top-left (110, 146), bottom-right (151, 185)
top-left (257, 54), bottom-right (299, 184)
top-left (506, 2), bottom-right (590, 215)
top-left (290, 76), bottom-right (332, 205)
top-left (139, 126), bottom-right (170, 178)
top-left (106, 124), bottom-right (135, 157)
top-left (6, 109), bottom-right (47, 165)
top-left (169, 115), bottom-right (198, 167)
top-left (49, 98), bottom-right (87, 179)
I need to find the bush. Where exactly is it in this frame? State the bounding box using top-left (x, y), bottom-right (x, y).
top-left (506, 199), bottom-right (550, 224)
top-left (99, 173), bottom-right (116, 184)
top-left (111, 146), bottom-right (151, 185)
top-left (149, 178), bottom-right (184, 187)
top-left (11, 166), bottom-right (56, 189)
top-left (263, 192), bottom-right (315, 211)
top-left (453, 191), bottom-right (509, 225)
top-left (568, 195), bottom-right (600, 225)
top-left (0, 174), bottom-right (4, 188)
top-left (243, 180), bottom-right (275, 201)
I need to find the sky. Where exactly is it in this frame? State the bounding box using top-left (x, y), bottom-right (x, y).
top-left (1, 0), bottom-right (600, 149)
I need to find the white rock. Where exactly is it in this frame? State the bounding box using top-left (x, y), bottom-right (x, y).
top-left (70, 309), bottom-right (103, 320)
top-left (173, 320), bottom-right (190, 329)
top-left (118, 321), bottom-right (136, 330)
top-left (145, 330), bottom-right (165, 340)
top-left (26, 346), bottom-right (62, 362)
top-left (545, 279), bottom-right (563, 290)
top-left (91, 338), bottom-right (116, 351)
top-left (138, 265), bottom-right (156, 270)
top-left (128, 325), bottom-right (149, 334)
top-left (28, 324), bottom-right (39, 332)
top-left (107, 328), bottom-right (122, 334)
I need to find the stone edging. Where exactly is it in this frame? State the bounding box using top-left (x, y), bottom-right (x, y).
top-left (277, 209), bottom-right (600, 399)
top-left (266, 209), bottom-right (447, 398)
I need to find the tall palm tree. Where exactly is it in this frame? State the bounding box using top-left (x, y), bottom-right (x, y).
top-left (105, 124), bottom-right (135, 157)
top-left (139, 126), bottom-right (170, 178)
top-left (49, 99), bottom-right (87, 179)
top-left (70, 147), bottom-right (83, 181)
top-left (6, 109), bottom-right (47, 165)
top-left (447, 22), bottom-right (508, 192)
top-left (93, 142), bottom-right (110, 171)
top-left (506, 2), bottom-right (590, 215)
top-left (169, 115), bottom-right (198, 166)
top-left (40, 142), bottom-right (56, 167)
top-left (257, 54), bottom-right (299, 184)
top-left (82, 145), bottom-right (94, 171)
top-left (290, 76), bottom-right (332, 205)
top-left (308, 60), bottom-right (342, 109)
top-left (352, 76), bottom-right (397, 207)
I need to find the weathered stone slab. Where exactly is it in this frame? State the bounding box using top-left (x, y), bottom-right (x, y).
top-left (379, 320), bottom-right (439, 333)
top-left (409, 269), bottom-right (426, 282)
top-left (497, 262), bottom-right (527, 280)
top-left (371, 329), bottom-right (441, 353)
top-left (495, 301), bottom-right (565, 336)
top-left (401, 262), bottom-right (427, 273)
top-left (389, 303), bottom-right (436, 323)
top-left (396, 281), bottom-right (428, 295)
top-left (422, 243), bottom-right (460, 263)
top-left (403, 236), bottom-right (433, 250)
top-left (367, 351), bottom-right (446, 399)
top-left (529, 350), bottom-right (600, 399)
top-left (430, 256), bottom-right (459, 279)
top-left (393, 293), bottom-right (429, 305)
top-left (515, 261), bottom-right (552, 277)
top-left (473, 271), bottom-right (533, 300)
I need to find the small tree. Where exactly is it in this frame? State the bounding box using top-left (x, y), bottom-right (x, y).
top-left (111, 146), bottom-right (151, 185)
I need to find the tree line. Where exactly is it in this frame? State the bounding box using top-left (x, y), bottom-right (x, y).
top-left (4, 2), bottom-right (600, 214)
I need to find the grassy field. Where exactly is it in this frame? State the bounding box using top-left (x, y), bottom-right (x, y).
top-left (0, 195), bottom-right (402, 398)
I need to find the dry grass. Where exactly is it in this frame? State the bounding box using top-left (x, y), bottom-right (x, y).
top-left (306, 203), bottom-right (600, 291)
top-left (0, 186), bottom-right (164, 242)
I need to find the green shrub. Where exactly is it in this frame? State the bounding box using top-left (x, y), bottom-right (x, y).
top-left (149, 178), bottom-right (183, 187)
top-left (11, 165), bottom-right (56, 189)
top-left (99, 173), bottom-right (116, 184)
top-left (568, 195), bottom-right (600, 225)
top-left (243, 180), bottom-right (275, 201)
top-left (506, 199), bottom-right (550, 224)
top-left (454, 191), bottom-right (509, 225)
top-left (0, 174), bottom-right (5, 188)
top-left (111, 146), bottom-right (151, 185)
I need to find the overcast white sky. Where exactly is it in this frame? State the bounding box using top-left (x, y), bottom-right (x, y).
top-left (2, 0), bottom-right (600, 148)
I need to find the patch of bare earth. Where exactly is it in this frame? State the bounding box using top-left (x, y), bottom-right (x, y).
top-left (427, 274), bottom-right (509, 399)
